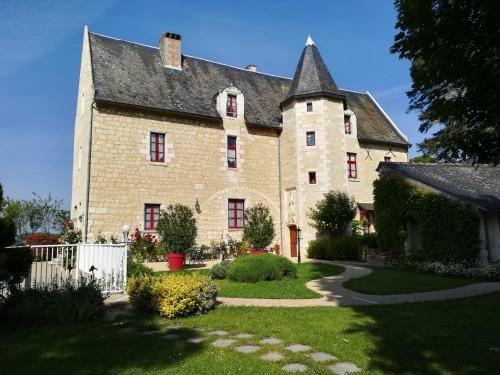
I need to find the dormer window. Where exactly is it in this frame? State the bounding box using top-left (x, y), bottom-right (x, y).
top-left (344, 115), bottom-right (352, 134)
top-left (227, 94), bottom-right (237, 117)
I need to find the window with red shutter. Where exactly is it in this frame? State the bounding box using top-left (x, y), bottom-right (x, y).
top-left (150, 133), bottom-right (165, 162)
top-left (144, 204), bottom-right (160, 230)
top-left (227, 136), bottom-right (237, 168)
top-left (228, 199), bottom-right (244, 229)
top-left (347, 153), bottom-right (357, 179)
top-left (226, 94), bottom-right (237, 117)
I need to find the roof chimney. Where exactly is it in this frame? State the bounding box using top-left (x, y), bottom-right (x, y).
top-left (159, 32), bottom-right (182, 70)
top-left (245, 64), bottom-right (257, 72)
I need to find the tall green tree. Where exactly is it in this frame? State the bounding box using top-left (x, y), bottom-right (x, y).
top-left (0, 183), bottom-right (16, 247)
top-left (391, 0), bottom-right (500, 164)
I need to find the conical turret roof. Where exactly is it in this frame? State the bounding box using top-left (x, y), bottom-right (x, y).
top-left (282, 36), bottom-right (344, 105)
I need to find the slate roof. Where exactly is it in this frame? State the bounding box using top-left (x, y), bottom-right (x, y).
top-left (283, 42), bottom-right (344, 104)
top-left (88, 32), bottom-right (409, 146)
top-left (379, 163), bottom-right (500, 210)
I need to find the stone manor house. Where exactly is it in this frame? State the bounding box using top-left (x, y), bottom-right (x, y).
top-left (71, 27), bottom-right (409, 258)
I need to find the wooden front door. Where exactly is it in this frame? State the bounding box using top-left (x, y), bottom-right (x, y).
top-left (289, 225), bottom-right (298, 257)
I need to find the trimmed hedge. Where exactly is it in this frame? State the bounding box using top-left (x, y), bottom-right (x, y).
top-left (210, 260), bottom-right (231, 279)
top-left (126, 273), bottom-right (218, 318)
top-left (307, 236), bottom-right (363, 261)
top-left (374, 175), bottom-right (480, 260)
top-left (227, 254), bottom-right (296, 282)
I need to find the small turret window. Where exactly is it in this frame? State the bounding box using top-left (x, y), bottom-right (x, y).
top-left (227, 94), bottom-right (237, 117)
top-left (308, 171), bottom-right (317, 184)
top-left (306, 131), bottom-right (316, 146)
top-left (307, 102), bottom-right (313, 112)
top-left (344, 115), bottom-right (352, 134)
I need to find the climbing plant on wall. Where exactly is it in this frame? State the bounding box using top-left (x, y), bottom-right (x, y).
top-left (374, 175), bottom-right (480, 260)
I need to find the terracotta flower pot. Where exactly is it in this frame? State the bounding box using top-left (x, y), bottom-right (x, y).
top-left (167, 253), bottom-right (186, 270)
top-left (250, 250), bottom-right (267, 255)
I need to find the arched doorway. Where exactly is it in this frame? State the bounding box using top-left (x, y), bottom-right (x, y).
top-left (289, 225), bottom-right (298, 257)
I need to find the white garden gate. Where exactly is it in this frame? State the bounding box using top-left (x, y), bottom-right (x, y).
top-left (27, 243), bottom-right (127, 293)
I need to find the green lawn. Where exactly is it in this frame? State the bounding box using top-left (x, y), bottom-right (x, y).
top-left (216, 263), bottom-right (344, 299)
top-left (343, 267), bottom-right (477, 295)
top-left (2, 292), bottom-right (500, 374)
top-left (163, 263), bottom-right (344, 299)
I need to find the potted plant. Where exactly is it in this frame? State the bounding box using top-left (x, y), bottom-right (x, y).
top-left (242, 203), bottom-right (275, 254)
top-left (156, 204), bottom-right (197, 270)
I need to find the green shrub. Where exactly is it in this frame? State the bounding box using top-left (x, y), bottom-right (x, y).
top-left (127, 260), bottom-right (154, 278)
top-left (308, 191), bottom-right (357, 237)
top-left (2, 278), bottom-right (104, 329)
top-left (242, 203), bottom-right (275, 250)
top-left (307, 236), bottom-right (363, 261)
top-left (374, 175), bottom-right (480, 260)
top-left (227, 254), bottom-right (297, 282)
top-left (0, 246), bottom-right (34, 294)
top-left (363, 233), bottom-right (378, 249)
top-left (210, 260), bottom-right (231, 279)
top-left (126, 273), bottom-right (218, 318)
top-left (156, 204), bottom-right (197, 254)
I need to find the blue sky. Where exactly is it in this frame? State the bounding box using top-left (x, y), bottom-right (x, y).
top-left (0, 0), bottom-right (423, 208)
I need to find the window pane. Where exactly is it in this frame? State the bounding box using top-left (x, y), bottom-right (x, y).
top-left (227, 149), bottom-right (236, 159)
top-left (307, 132), bottom-right (315, 146)
top-left (237, 218), bottom-right (244, 227)
top-left (236, 200), bottom-right (244, 210)
top-left (227, 136), bottom-right (236, 147)
top-left (228, 159), bottom-right (236, 168)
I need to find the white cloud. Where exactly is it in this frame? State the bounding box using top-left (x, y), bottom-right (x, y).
top-left (374, 84), bottom-right (411, 98)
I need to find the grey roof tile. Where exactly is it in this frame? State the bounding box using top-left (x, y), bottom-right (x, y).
top-left (88, 32), bottom-right (408, 146)
top-left (380, 163), bottom-right (500, 209)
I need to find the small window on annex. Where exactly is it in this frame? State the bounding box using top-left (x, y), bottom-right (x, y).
top-left (308, 171), bottom-right (317, 184)
top-left (306, 131), bottom-right (316, 146)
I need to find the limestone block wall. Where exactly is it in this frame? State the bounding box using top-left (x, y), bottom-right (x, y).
top-left (82, 104), bottom-right (281, 246)
top-left (71, 26), bottom-right (94, 231)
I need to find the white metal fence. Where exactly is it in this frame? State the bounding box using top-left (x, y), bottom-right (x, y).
top-left (27, 243), bottom-right (127, 293)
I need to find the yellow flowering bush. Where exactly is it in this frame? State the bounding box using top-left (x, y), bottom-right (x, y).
top-left (126, 273), bottom-right (218, 318)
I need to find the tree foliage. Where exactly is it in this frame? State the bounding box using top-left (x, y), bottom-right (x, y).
top-left (309, 191), bottom-right (357, 238)
top-left (0, 183), bottom-right (16, 248)
top-left (391, 0), bottom-right (500, 164)
top-left (242, 203), bottom-right (275, 250)
top-left (156, 204), bottom-right (197, 254)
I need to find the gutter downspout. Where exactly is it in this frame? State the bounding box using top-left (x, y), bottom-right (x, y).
top-left (278, 130), bottom-right (284, 256)
top-left (83, 101), bottom-right (95, 242)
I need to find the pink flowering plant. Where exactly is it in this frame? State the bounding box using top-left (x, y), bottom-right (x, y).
top-left (129, 228), bottom-right (161, 262)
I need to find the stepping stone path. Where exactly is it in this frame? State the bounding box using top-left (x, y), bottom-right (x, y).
top-left (260, 352), bottom-right (284, 362)
top-left (260, 337), bottom-right (282, 344)
top-left (211, 339), bottom-right (235, 348)
top-left (285, 344), bottom-right (312, 353)
top-left (191, 327), bottom-right (205, 333)
top-left (235, 333), bottom-right (254, 339)
top-left (282, 363), bottom-right (309, 373)
top-left (162, 333), bottom-right (180, 340)
top-left (309, 352), bottom-right (337, 362)
top-left (235, 345), bottom-right (261, 353)
top-left (208, 330), bottom-right (229, 336)
top-left (141, 330), bottom-right (159, 335)
top-left (169, 325), bottom-right (183, 330)
top-left (327, 362), bottom-right (361, 374)
top-left (186, 337), bottom-right (204, 344)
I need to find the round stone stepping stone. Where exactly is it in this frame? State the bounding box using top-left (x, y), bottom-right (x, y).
top-left (208, 330), bottom-right (229, 336)
top-left (260, 337), bottom-right (282, 345)
top-left (162, 333), bottom-right (180, 340)
top-left (260, 352), bottom-right (284, 362)
top-left (119, 327), bottom-right (135, 333)
top-left (191, 327), bottom-right (205, 333)
top-left (285, 344), bottom-right (312, 353)
top-left (282, 363), bottom-right (308, 373)
top-left (211, 339), bottom-right (235, 348)
top-left (235, 333), bottom-right (254, 339)
top-left (309, 352), bottom-right (337, 362)
top-left (169, 324), bottom-right (184, 330)
top-left (327, 362), bottom-right (362, 374)
top-left (141, 330), bottom-right (159, 335)
top-left (235, 345), bottom-right (261, 353)
top-left (187, 337), bottom-right (204, 344)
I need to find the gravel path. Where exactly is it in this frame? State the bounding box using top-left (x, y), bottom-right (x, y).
top-left (218, 260), bottom-right (500, 307)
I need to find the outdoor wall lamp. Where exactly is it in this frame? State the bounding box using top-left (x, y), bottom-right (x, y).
top-left (122, 224), bottom-right (130, 244)
top-left (78, 214), bottom-right (84, 223)
top-left (195, 199), bottom-right (201, 214)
